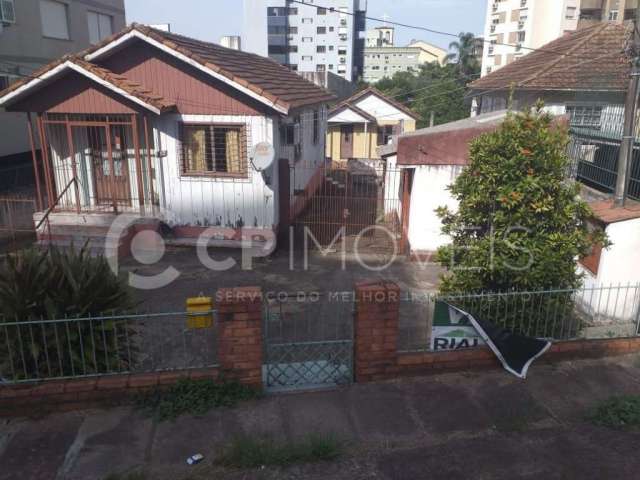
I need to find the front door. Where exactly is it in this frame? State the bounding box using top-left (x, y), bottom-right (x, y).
top-left (84, 125), bottom-right (131, 209)
top-left (340, 125), bottom-right (354, 159)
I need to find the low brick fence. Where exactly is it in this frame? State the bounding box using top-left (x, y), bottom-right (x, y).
top-left (353, 281), bottom-right (640, 382)
top-left (3, 281), bottom-right (640, 415)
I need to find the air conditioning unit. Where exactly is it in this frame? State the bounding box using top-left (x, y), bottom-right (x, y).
top-left (0, 0), bottom-right (15, 24)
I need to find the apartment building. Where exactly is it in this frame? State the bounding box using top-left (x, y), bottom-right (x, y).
top-left (242, 0), bottom-right (367, 82)
top-left (0, 0), bottom-right (126, 162)
top-left (362, 26), bottom-right (447, 83)
top-left (481, 0), bottom-right (580, 77)
top-left (579, 0), bottom-right (638, 24)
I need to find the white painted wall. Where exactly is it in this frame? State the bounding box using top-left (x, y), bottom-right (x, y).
top-left (407, 164), bottom-right (463, 252)
top-left (578, 218), bottom-right (640, 324)
top-left (153, 114), bottom-right (277, 229)
top-left (354, 94), bottom-right (413, 123)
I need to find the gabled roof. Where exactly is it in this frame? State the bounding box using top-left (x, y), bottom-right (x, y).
top-left (83, 23), bottom-right (334, 112)
top-left (470, 23), bottom-right (632, 93)
top-left (0, 24), bottom-right (334, 115)
top-left (328, 102), bottom-right (377, 123)
top-left (0, 56), bottom-right (175, 114)
top-left (329, 87), bottom-right (419, 120)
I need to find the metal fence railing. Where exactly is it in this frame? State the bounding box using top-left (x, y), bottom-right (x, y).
top-left (0, 310), bottom-right (218, 384)
top-left (0, 195), bottom-right (37, 253)
top-left (566, 103), bottom-right (640, 201)
top-left (399, 284), bottom-right (640, 353)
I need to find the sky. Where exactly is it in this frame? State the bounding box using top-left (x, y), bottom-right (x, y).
top-left (124, 0), bottom-right (486, 52)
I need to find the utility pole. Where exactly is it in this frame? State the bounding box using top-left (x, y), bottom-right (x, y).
top-left (614, 3), bottom-right (640, 207)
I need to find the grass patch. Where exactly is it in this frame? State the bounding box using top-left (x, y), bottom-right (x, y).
top-left (137, 378), bottom-right (260, 421)
top-left (216, 434), bottom-right (344, 468)
top-left (589, 395), bottom-right (640, 429)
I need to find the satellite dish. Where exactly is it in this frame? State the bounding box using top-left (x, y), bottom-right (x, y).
top-left (251, 142), bottom-right (275, 171)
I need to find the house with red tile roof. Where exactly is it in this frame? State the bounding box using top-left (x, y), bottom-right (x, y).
top-left (470, 21), bottom-right (640, 292)
top-left (469, 22), bottom-right (632, 118)
top-left (0, 24), bottom-right (334, 252)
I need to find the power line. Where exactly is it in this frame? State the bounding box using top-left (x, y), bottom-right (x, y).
top-left (288, 0), bottom-right (601, 60)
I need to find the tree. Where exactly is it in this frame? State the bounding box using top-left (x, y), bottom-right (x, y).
top-left (445, 32), bottom-right (480, 77)
top-left (376, 62), bottom-right (474, 128)
top-left (436, 103), bottom-right (605, 295)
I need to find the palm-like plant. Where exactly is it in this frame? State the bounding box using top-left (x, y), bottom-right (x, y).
top-left (445, 32), bottom-right (481, 77)
top-left (0, 247), bottom-right (136, 381)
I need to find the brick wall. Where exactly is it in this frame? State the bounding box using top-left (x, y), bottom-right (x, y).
top-left (215, 286), bottom-right (263, 388)
top-left (354, 281), bottom-right (400, 382)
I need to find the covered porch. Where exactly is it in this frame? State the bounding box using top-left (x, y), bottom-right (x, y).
top-left (31, 112), bottom-right (159, 217)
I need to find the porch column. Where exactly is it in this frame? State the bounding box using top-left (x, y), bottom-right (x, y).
top-left (26, 113), bottom-right (43, 211)
top-left (36, 114), bottom-right (54, 208)
top-left (65, 114), bottom-right (82, 214)
top-left (131, 114), bottom-right (145, 215)
top-left (143, 115), bottom-right (156, 213)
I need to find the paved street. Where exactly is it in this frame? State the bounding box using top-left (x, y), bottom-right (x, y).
top-left (2, 354), bottom-right (640, 479)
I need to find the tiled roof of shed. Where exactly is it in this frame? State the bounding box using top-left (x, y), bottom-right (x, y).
top-left (470, 23), bottom-right (632, 93)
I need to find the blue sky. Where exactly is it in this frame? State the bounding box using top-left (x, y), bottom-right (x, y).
top-left (124, 0), bottom-right (486, 52)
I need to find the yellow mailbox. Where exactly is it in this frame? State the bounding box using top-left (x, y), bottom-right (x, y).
top-left (186, 296), bottom-right (213, 329)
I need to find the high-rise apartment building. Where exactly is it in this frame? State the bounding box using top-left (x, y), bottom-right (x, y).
top-left (243, 0), bottom-right (367, 82)
top-left (579, 0), bottom-right (638, 25)
top-left (481, 0), bottom-right (580, 77)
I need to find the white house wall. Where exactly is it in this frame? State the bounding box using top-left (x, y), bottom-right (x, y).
top-left (153, 114), bottom-right (277, 229)
top-left (407, 165), bottom-right (463, 252)
top-left (354, 94), bottom-right (413, 123)
top-left (578, 218), bottom-right (640, 325)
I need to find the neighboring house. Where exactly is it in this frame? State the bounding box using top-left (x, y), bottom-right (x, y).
top-left (242, 0), bottom-right (367, 82)
top-left (326, 87), bottom-right (418, 162)
top-left (471, 20), bottom-right (640, 289)
top-left (0, 24), bottom-right (334, 251)
top-left (470, 22), bottom-right (630, 117)
top-left (469, 22), bottom-right (631, 194)
top-left (378, 111), bottom-right (507, 255)
top-left (481, 0), bottom-right (579, 77)
top-left (0, 0), bottom-right (126, 164)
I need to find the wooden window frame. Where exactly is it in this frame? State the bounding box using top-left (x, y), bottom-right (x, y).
top-left (179, 122), bottom-right (248, 179)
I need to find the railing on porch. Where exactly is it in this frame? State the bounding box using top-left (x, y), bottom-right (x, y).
top-left (35, 113), bottom-right (158, 216)
top-left (0, 195), bottom-right (38, 253)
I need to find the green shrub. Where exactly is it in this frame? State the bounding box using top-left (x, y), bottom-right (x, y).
top-left (216, 434), bottom-right (343, 468)
top-left (589, 395), bottom-right (640, 429)
top-left (0, 246), bottom-right (135, 380)
top-left (137, 378), bottom-right (260, 421)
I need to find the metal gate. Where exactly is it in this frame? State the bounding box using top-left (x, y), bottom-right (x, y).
top-left (290, 160), bottom-right (406, 252)
top-left (263, 293), bottom-right (354, 392)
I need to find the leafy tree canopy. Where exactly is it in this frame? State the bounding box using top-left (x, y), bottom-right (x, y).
top-left (436, 103), bottom-right (606, 294)
top-left (375, 42), bottom-right (479, 129)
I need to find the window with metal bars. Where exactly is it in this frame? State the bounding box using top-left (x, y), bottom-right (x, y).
top-left (566, 105), bottom-right (603, 130)
top-left (179, 124), bottom-right (247, 177)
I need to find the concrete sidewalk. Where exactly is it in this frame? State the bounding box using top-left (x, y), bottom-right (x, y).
top-left (3, 354), bottom-right (640, 480)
